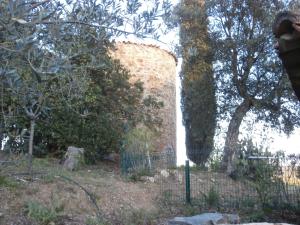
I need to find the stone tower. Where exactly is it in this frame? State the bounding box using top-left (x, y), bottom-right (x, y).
top-left (111, 41), bottom-right (177, 159)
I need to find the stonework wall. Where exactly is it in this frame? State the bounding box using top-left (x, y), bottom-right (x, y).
top-left (110, 41), bottom-right (177, 157)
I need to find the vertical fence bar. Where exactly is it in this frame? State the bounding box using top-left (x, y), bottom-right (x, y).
top-left (185, 160), bottom-right (191, 204)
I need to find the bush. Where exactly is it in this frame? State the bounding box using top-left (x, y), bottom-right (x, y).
top-left (205, 187), bottom-right (220, 208)
top-left (122, 127), bottom-right (158, 174)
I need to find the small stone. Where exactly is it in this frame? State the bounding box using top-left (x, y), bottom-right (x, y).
top-left (0, 212), bottom-right (4, 217)
top-left (161, 169), bottom-right (170, 178)
top-left (168, 213), bottom-right (239, 225)
top-left (148, 177), bottom-right (155, 183)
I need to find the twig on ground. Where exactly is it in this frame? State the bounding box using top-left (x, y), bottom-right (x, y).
top-left (58, 175), bottom-right (104, 222)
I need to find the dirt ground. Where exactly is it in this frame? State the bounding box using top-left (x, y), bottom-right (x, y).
top-left (0, 154), bottom-right (299, 225)
top-left (0, 156), bottom-right (171, 225)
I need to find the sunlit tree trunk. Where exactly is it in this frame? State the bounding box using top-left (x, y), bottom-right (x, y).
top-left (222, 100), bottom-right (252, 174)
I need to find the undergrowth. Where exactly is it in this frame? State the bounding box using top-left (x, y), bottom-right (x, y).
top-left (0, 175), bottom-right (19, 189)
top-left (25, 197), bottom-right (64, 225)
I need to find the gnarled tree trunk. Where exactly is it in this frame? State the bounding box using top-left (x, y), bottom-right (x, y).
top-left (222, 100), bottom-right (252, 174)
top-left (28, 119), bottom-right (35, 176)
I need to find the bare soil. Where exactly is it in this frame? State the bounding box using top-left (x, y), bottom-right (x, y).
top-left (0, 156), bottom-right (168, 225)
top-left (1, 154), bottom-right (299, 225)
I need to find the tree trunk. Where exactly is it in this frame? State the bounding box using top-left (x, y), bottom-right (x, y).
top-left (222, 100), bottom-right (252, 174)
top-left (28, 119), bottom-right (35, 176)
top-left (0, 121), bottom-right (3, 150)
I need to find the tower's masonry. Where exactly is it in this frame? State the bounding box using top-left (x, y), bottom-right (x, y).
top-left (111, 41), bottom-right (177, 157)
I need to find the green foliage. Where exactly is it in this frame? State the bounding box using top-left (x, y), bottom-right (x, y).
top-left (230, 139), bottom-right (274, 179)
top-left (181, 204), bottom-right (200, 216)
top-left (0, 175), bottom-right (19, 189)
top-left (121, 127), bottom-right (159, 174)
top-left (124, 127), bottom-right (157, 154)
top-left (119, 208), bottom-right (157, 225)
top-left (240, 197), bottom-right (256, 208)
top-left (178, 0), bottom-right (216, 166)
top-left (25, 200), bottom-right (63, 225)
top-left (0, 0), bottom-right (168, 162)
top-left (207, 0), bottom-right (300, 171)
top-left (86, 217), bottom-right (106, 225)
top-left (233, 139), bottom-right (279, 178)
top-left (128, 168), bottom-right (154, 182)
top-left (207, 147), bottom-right (223, 171)
top-left (205, 187), bottom-right (220, 208)
top-left (242, 210), bottom-right (266, 222)
top-left (232, 139), bottom-right (300, 210)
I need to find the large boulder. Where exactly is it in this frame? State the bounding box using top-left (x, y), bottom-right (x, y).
top-left (168, 213), bottom-right (240, 225)
top-left (221, 224), bottom-right (293, 225)
top-left (63, 146), bottom-right (84, 171)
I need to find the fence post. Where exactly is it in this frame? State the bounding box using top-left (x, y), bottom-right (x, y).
top-left (185, 160), bottom-right (191, 204)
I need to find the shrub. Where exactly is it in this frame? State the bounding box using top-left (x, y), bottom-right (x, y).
top-left (122, 127), bottom-right (158, 174)
top-left (205, 187), bottom-right (220, 208)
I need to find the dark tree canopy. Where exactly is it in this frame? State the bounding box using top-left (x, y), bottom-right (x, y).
top-left (178, 0), bottom-right (217, 165)
top-left (0, 0), bottom-right (171, 162)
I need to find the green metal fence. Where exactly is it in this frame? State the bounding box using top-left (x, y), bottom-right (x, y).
top-left (120, 150), bottom-right (300, 211)
top-left (120, 151), bottom-right (156, 174)
top-left (160, 156), bottom-right (300, 211)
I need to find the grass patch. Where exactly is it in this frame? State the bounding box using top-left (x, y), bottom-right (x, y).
top-left (86, 216), bottom-right (106, 225)
top-left (118, 208), bottom-right (158, 225)
top-left (127, 168), bottom-right (154, 182)
top-left (0, 175), bottom-right (19, 189)
top-left (205, 187), bottom-right (220, 208)
top-left (25, 198), bottom-right (64, 225)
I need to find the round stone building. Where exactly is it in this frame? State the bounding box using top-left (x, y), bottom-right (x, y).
top-left (111, 41), bottom-right (177, 161)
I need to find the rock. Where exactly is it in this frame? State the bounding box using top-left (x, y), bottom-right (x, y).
top-left (63, 146), bottom-right (85, 171)
top-left (219, 224), bottom-right (293, 225)
top-left (140, 176), bottom-right (155, 183)
top-left (161, 169), bottom-right (170, 178)
top-left (168, 213), bottom-right (239, 225)
top-left (0, 212), bottom-right (3, 217)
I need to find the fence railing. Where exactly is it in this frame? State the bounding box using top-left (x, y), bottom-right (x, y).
top-left (160, 156), bottom-right (300, 211)
top-left (120, 150), bottom-right (300, 210)
top-left (120, 149), bottom-right (176, 175)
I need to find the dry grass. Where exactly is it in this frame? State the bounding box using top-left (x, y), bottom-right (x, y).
top-left (0, 155), bottom-right (163, 225)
